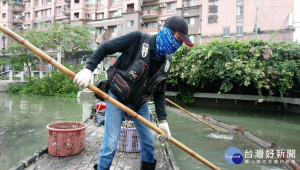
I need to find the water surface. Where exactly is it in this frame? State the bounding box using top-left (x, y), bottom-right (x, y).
top-left (167, 105), bottom-right (300, 170)
top-left (0, 93), bottom-right (91, 170)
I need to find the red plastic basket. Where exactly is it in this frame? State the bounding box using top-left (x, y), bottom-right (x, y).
top-left (46, 121), bottom-right (87, 157)
top-left (117, 127), bottom-right (140, 153)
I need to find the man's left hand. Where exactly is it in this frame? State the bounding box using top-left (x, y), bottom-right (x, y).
top-left (158, 120), bottom-right (171, 140)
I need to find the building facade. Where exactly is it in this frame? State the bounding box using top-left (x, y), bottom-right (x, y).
top-left (0, 0), bottom-right (297, 72)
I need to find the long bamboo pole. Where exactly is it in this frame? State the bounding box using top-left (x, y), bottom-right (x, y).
top-left (0, 25), bottom-right (220, 170)
top-left (166, 98), bottom-right (216, 131)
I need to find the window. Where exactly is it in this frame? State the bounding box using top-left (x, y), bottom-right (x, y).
top-left (2, 13), bottom-right (6, 18)
top-left (111, 26), bottom-right (118, 37)
top-left (185, 17), bottom-right (195, 26)
top-left (98, 27), bottom-right (105, 34)
top-left (111, 11), bottom-right (118, 18)
top-left (117, 8), bottom-right (122, 16)
top-left (112, 26), bottom-right (117, 33)
top-left (145, 22), bottom-right (157, 28)
top-left (87, 0), bottom-right (96, 5)
top-left (189, 35), bottom-right (195, 43)
top-left (167, 2), bottom-right (175, 10)
top-left (86, 13), bottom-right (95, 20)
top-left (35, 11), bottom-right (39, 17)
top-left (74, 12), bottom-right (79, 18)
top-left (142, 4), bottom-right (158, 11)
top-left (127, 3), bottom-right (134, 12)
top-left (127, 20), bottom-right (134, 27)
top-left (223, 27), bottom-right (230, 37)
top-left (236, 26), bottom-right (243, 36)
top-left (59, 6), bottom-right (65, 13)
top-left (74, 0), bottom-right (79, 3)
top-left (186, 0), bottom-right (194, 7)
top-left (3, 2), bottom-right (6, 6)
top-left (28, 13), bottom-right (30, 19)
top-left (236, 6), bottom-right (243, 18)
top-left (35, 0), bottom-right (39, 6)
top-left (41, 10), bottom-right (43, 16)
top-left (98, 13), bottom-right (104, 19)
top-left (117, 24), bottom-right (122, 31)
top-left (100, 0), bottom-right (104, 5)
top-left (112, 0), bottom-right (116, 4)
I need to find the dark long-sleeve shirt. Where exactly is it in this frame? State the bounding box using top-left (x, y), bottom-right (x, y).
top-left (86, 31), bottom-right (167, 121)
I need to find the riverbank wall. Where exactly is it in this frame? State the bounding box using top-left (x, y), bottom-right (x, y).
top-left (77, 90), bottom-right (300, 114)
top-left (166, 92), bottom-right (300, 114)
top-left (0, 81), bottom-right (27, 92)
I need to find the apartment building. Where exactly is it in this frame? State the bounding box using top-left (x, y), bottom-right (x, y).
top-left (0, 0), bottom-right (297, 60)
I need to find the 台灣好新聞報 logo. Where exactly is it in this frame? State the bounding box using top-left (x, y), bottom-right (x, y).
top-left (225, 147), bottom-right (244, 164)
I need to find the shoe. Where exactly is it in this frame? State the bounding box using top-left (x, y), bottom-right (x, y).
top-left (94, 164), bottom-right (97, 170)
top-left (140, 159), bottom-right (157, 170)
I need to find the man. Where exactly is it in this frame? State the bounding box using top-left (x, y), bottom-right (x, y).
top-left (73, 16), bottom-right (194, 170)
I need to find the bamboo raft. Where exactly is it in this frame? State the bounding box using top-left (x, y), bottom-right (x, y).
top-left (10, 106), bottom-right (179, 170)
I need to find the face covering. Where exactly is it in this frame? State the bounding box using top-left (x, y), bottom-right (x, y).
top-left (155, 27), bottom-right (182, 57)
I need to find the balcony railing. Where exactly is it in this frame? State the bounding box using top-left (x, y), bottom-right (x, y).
top-left (13, 4), bottom-right (25, 12)
top-left (13, 15), bottom-right (25, 24)
top-left (141, 9), bottom-right (160, 19)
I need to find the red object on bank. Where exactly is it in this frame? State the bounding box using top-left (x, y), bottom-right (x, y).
top-left (96, 102), bottom-right (106, 111)
top-left (46, 121), bottom-right (87, 157)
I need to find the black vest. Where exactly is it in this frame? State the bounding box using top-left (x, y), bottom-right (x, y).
top-left (109, 33), bottom-right (171, 106)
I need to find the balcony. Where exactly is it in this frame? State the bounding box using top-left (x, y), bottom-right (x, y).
top-left (140, 26), bottom-right (160, 33)
top-left (13, 15), bottom-right (25, 24)
top-left (13, 3), bottom-right (25, 12)
top-left (141, 9), bottom-right (160, 19)
top-left (63, 10), bottom-right (71, 16)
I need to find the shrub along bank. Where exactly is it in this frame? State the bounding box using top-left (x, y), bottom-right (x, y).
top-left (7, 65), bottom-right (81, 98)
top-left (168, 39), bottom-right (300, 103)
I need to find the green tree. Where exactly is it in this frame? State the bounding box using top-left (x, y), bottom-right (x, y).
top-left (44, 23), bottom-right (95, 64)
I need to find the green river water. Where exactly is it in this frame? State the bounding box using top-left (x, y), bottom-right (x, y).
top-left (0, 93), bottom-right (299, 170)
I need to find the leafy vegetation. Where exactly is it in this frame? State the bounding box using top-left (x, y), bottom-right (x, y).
top-left (44, 23), bottom-right (95, 64)
top-left (168, 39), bottom-right (300, 103)
top-left (7, 65), bottom-right (81, 98)
top-left (0, 23), bottom-right (96, 79)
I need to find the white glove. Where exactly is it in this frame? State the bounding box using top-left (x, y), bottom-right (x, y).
top-left (158, 120), bottom-right (171, 141)
top-left (73, 68), bottom-right (92, 88)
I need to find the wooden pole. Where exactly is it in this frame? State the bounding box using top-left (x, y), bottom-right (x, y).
top-left (166, 98), bottom-right (216, 131)
top-left (0, 24), bottom-right (220, 170)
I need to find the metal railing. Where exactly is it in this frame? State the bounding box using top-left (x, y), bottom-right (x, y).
top-left (0, 70), bottom-right (51, 82)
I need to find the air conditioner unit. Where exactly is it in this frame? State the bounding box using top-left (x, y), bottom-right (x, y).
top-left (157, 21), bottom-right (161, 25)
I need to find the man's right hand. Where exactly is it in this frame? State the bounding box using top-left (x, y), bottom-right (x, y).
top-left (73, 68), bottom-right (92, 88)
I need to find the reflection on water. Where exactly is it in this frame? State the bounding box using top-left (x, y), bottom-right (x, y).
top-left (0, 93), bottom-right (92, 170)
top-left (167, 105), bottom-right (300, 170)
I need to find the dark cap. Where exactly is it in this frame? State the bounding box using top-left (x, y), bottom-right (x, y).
top-left (164, 16), bottom-right (194, 47)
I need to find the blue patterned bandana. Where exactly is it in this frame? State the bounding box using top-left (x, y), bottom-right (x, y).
top-left (155, 27), bottom-right (182, 57)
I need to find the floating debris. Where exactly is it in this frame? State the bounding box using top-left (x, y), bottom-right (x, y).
top-left (206, 133), bottom-right (234, 140)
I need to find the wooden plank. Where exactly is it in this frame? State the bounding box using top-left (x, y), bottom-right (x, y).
top-left (23, 117), bottom-right (177, 170)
